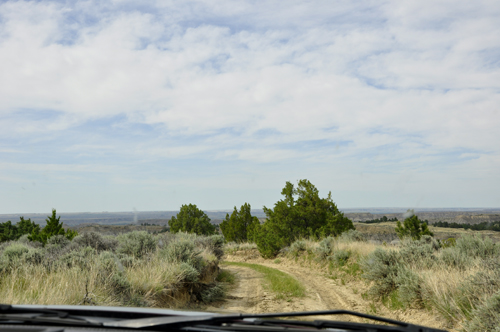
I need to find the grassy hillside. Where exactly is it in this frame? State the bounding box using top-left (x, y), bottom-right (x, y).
top-left (354, 221), bottom-right (500, 242)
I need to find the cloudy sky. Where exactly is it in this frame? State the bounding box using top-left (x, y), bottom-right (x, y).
top-left (0, 0), bottom-right (499, 213)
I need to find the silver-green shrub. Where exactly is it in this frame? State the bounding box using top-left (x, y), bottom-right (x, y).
top-left (179, 262), bottom-right (200, 282)
top-left (71, 232), bottom-right (118, 252)
top-left (21, 248), bottom-right (44, 265)
top-left (316, 237), bottom-right (335, 260)
top-left (1, 243), bottom-right (29, 261)
top-left (440, 247), bottom-right (473, 269)
top-left (395, 266), bottom-right (424, 308)
top-left (454, 234), bottom-right (499, 260)
top-left (361, 248), bottom-right (402, 297)
top-left (117, 231), bottom-right (156, 259)
top-left (399, 237), bottom-right (437, 268)
top-left (330, 249), bottom-right (351, 267)
top-left (289, 240), bottom-right (307, 257)
top-left (161, 239), bottom-right (202, 271)
top-left (58, 246), bottom-right (96, 270)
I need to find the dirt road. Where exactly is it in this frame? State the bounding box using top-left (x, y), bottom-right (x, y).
top-left (205, 251), bottom-right (449, 329)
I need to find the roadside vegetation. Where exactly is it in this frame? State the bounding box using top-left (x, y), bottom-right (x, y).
top-left (225, 230), bottom-right (500, 331)
top-left (0, 230), bottom-right (227, 308)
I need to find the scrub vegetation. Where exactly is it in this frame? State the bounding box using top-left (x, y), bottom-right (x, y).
top-left (0, 231), bottom-right (227, 308)
top-left (226, 230), bottom-right (500, 331)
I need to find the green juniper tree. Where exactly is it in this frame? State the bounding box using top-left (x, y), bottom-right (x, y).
top-left (0, 217), bottom-right (40, 242)
top-left (395, 214), bottom-right (433, 240)
top-left (255, 179), bottom-right (354, 258)
top-left (220, 203), bottom-right (260, 243)
top-left (169, 204), bottom-right (216, 235)
top-left (29, 209), bottom-right (78, 245)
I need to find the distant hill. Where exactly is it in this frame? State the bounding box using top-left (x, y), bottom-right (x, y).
top-left (1, 208), bottom-right (498, 227)
top-left (0, 210), bottom-right (268, 226)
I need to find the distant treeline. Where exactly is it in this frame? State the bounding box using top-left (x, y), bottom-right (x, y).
top-left (434, 221), bottom-right (500, 232)
top-left (359, 216), bottom-right (399, 223)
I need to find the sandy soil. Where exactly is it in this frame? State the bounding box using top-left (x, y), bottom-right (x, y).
top-left (206, 250), bottom-right (451, 330)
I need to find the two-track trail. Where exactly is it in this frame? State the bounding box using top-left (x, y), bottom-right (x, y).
top-left (204, 250), bottom-right (449, 330)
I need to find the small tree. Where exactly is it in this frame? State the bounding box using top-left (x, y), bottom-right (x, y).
top-left (16, 217), bottom-right (40, 238)
top-left (220, 203), bottom-right (260, 243)
top-left (169, 204), bottom-right (216, 235)
top-left (256, 179), bottom-right (354, 257)
top-left (29, 209), bottom-right (78, 245)
top-left (395, 215), bottom-right (433, 240)
top-left (0, 217), bottom-right (41, 243)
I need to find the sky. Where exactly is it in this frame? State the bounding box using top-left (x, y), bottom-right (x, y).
top-left (0, 0), bottom-right (499, 214)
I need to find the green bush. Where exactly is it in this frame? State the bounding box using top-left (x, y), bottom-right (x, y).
top-left (255, 222), bottom-right (282, 258)
top-left (219, 203), bottom-right (260, 243)
top-left (117, 231), bottom-right (156, 259)
top-left (97, 251), bottom-right (131, 298)
top-left (457, 268), bottom-right (500, 320)
top-left (28, 209), bottom-right (78, 245)
top-left (257, 179), bottom-right (354, 258)
top-left (169, 204), bottom-right (216, 235)
top-left (395, 215), bottom-right (433, 240)
top-left (0, 243), bottom-right (31, 272)
top-left (117, 253), bottom-right (137, 268)
top-left (440, 237), bottom-right (456, 248)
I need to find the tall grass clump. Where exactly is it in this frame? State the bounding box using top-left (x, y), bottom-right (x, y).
top-left (0, 231), bottom-right (227, 308)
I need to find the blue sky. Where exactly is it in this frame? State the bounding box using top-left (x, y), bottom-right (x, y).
top-left (0, 0), bottom-right (499, 213)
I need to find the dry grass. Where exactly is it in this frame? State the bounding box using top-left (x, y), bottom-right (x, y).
top-left (224, 242), bottom-right (257, 254)
top-left (231, 233), bottom-right (500, 330)
top-left (336, 241), bottom-right (382, 258)
top-left (1, 263), bottom-right (120, 305)
top-left (0, 232), bottom-right (225, 308)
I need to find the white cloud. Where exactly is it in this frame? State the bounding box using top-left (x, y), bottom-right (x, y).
top-left (0, 0), bottom-right (499, 211)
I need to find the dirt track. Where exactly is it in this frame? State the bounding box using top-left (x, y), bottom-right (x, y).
top-left (205, 250), bottom-right (450, 330)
